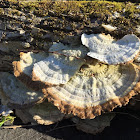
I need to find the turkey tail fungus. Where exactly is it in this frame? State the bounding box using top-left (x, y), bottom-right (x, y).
top-left (12, 52), bottom-right (48, 91)
top-left (81, 33), bottom-right (140, 65)
top-left (44, 61), bottom-right (140, 119)
top-left (0, 72), bottom-right (46, 108)
top-left (32, 43), bottom-right (87, 86)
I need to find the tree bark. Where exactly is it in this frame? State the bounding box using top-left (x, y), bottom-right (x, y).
top-left (0, 0), bottom-right (140, 72)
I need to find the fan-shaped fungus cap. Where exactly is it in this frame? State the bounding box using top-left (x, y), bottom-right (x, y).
top-left (0, 72), bottom-right (45, 108)
top-left (72, 113), bottom-right (115, 134)
top-left (32, 43), bottom-right (87, 85)
top-left (28, 100), bottom-right (66, 125)
top-left (15, 109), bottom-right (35, 124)
top-left (81, 33), bottom-right (140, 64)
top-left (13, 52), bottom-right (48, 90)
top-left (16, 100), bottom-right (72, 125)
top-left (13, 52), bottom-right (48, 78)
top-left (44, 61), bottom-right (140, 119)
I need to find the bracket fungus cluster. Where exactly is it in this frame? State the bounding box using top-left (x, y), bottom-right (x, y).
top-left (45, 62), bottom-right (140, 119)
top-left (32, 43), bottom-right (87, 85)
top-left (0, 33), bottom-right (140, 134)
top-left (81, 33), bottom-right (140, 64)
top-left (0, 72), bottom-right (45, 108)
top-left (15, 100), bottom-right (70, 125)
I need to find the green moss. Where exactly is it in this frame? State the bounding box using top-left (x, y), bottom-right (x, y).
top-left (11, 9), bottom-right (21, 16)
top-left (6, 1), bottom-right (138, 20)
top-left (0, 115), bottom-right (16, 127)
top-left (2, 0), bottom-right (140, 39)
top-left (15, 1), bottom-right (138, 20)
top-left (0, 8), bottom-right (4, 14)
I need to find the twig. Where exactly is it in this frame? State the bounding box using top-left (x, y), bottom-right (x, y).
top-left (20, 50), bottom-right (42, 53)
top-left (0, 124), bottom-right (39, 129)
top-left (52, 122), bottom-right (59, 130)
top-left (19, 50), bottom-right (86, 61)
top-left (107, 112), bottom-right (140, 121)
top-left (132, 98), bottom-right (140, 102)
top-left (48, 51), bottom-right (86, 61)
top-left (46, 124), bottom-right (76, 133)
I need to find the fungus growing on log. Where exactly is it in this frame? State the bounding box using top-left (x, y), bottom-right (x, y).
top-left (32, 43), bottom-right (87, 85)
top-left (13, 52), bottom-right (48, 91)
top-left (13, 52), bottom-right (48, 78)
top-left (15, 100), bottom-right (71, 125)
top-left (28, 100), bottom-right (66, 125)
top-left (81, 34), bottom-right (140, 64)
top-left (72, 113), bottom-right (115, 134)
top-left (44, 60), bottom-right (140, 119)
top-left (0, 72), bottom-right (45, 108)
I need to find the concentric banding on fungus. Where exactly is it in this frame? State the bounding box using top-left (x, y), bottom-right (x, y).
top-left (0, 72), bottom-right (45, 108)
top-left (18, 52), bottom-right (48, 77)
top-left (32, 43), bottom-right (88, 85)
top-left (81, 33), bottom-right (140, 64)
top-left (13, 52), bottom-right (48, 91)
top-left (44, 61), bottom-right (140, 119)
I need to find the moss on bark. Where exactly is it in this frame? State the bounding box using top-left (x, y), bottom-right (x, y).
top-left (0, 0), bottom-right (139, 72)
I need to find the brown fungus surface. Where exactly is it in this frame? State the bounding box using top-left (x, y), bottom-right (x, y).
top-left (44, 61), bottom-right (140, 119)
top-left (13, 51), bottom-right (48, 91)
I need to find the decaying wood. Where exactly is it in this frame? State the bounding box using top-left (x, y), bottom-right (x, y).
top-left (0, 0), bottom-right (139, 72)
